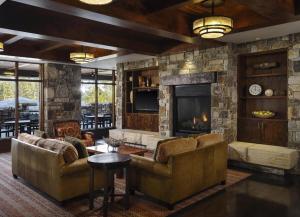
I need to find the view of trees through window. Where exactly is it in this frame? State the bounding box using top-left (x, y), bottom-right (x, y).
top-left (0, 61), bottom-right (41, 139)
top-left (81, 84), bottom-right (112, 106)
top-left (80, 68), bottom-right (114, 130)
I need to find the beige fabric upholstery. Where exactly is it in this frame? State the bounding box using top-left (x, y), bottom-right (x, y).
top-left (109, 129), bottom-right (172, 150)
top-left (18, 133), bottom-right (44, 146)
top-left (248, 145), bottom-right (299, 170)
top-left (229, 141), bottom-right (299, 170)
top-left (37, 139), bottom-right (78, 164)
top-left (228, 141), bottom-right (257, 161)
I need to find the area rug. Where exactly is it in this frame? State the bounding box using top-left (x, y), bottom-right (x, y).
top-left (0, 153), bottom-right (251, 217)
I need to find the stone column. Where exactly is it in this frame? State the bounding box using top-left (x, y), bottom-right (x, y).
top-left (44, 63), bottom-right (81, 136)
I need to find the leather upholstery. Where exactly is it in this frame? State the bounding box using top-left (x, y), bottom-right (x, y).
top-left (129, 134), bottom-right (227, 206)
top-left (11, 138), bottom-right (105, 202)
top-left (53, 120), bottom-right (95, 146)
top-left (154, 137), bottom-right (197, 163)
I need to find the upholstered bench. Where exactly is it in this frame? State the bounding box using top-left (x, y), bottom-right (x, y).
top-left (228, 141), bottom-right (299, 175)
top-left (109, 129), bottom-right (172, 150)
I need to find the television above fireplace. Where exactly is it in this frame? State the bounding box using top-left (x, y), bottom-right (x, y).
top-left (135, 90), bottom-right (159, 112)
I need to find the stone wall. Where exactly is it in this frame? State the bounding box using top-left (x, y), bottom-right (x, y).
top-left (116, 46), bottom-right (237, 142)
top-left (116, 34), bottom-right (300, 172)
top-left (158, 45), bottom-right (237, 142)
top-left (44, 63), bottom-right (81, 136)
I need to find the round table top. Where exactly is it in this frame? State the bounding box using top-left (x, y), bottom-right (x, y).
top-left (88, 153), bottom-right (131, 169)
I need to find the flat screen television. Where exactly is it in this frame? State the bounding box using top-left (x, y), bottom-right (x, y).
top-left (135, 90), bottom-right (159, 112)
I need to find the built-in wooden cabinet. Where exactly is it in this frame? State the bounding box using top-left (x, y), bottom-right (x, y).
top-left (123, 67), bottom-right (159, 132)
top-left (237, 49), bottom-right (288, 146)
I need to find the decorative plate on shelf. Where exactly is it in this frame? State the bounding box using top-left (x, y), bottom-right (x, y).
top-left (249, 84), bottom-right (262, 96)
top-left (252, 111), bottom-right (275, 119)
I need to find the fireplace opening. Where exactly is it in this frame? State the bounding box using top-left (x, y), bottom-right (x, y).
top-left (173, 84), bottom-right (211, 136)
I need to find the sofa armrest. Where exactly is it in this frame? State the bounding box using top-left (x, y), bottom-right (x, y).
top-left (130, 155), bottom-right (172, 178)
top-left (60, 158), bottom-right (89, 176)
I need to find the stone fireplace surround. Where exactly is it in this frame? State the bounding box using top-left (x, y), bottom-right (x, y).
top-left (116, 34), bottom-right (300, 173)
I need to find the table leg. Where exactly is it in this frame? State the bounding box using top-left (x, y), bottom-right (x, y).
top-left (111, 171), bottom-right (115, 203)
top-left (103, 168), bottom-right (109, 217)
top-left (89, 168), bottom-right (94, 210)
top-left (124, 166), bottom-right (130, 210)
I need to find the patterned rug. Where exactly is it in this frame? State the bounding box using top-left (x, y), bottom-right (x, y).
top-left (0, 153), bottom-right (251, 217)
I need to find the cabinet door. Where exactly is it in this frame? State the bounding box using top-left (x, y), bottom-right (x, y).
top-left (262, 121), bottom-right (288, 146)
top-left (237, 118), bottom-right (262, 143)
top-left (125, 114), bottom-right (137, 129)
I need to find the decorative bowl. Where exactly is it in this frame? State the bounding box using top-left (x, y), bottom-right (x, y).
top-left (103, 137), bottom-right (125, 152)
top-left (252, 111), bottom-right (275, 119)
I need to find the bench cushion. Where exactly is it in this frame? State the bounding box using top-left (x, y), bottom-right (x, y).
top-left (248, 145), bottom-right (299, 170)
top-left (229, 141), bottom-right (299, 170)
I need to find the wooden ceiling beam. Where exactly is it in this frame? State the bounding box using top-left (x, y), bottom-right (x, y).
top-left (0, 2), bottom-right (164, 55)
top-left (4, 35), bottom-right (24, 45)
top-left (10, 0), bottom-right (201, 44)
top-left (0, 0), bottom-right (6, 6)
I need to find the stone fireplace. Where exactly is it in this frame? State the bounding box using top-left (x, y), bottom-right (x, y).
top-left (173, 84), bottom-right (211, 136)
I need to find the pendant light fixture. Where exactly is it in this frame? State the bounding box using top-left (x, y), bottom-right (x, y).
top-left (0, 42), bottom-right (3, 52)
top-left (70, 47), bottom-right (94, 64)
top-left (79, 0), bottom-right (113, 5)
top-left (193, 0), bottom-right (233, 39)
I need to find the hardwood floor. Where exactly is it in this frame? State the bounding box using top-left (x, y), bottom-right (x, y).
top-left (171, 170), bottom-right (300, 217)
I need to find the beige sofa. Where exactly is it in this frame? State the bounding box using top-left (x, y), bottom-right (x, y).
top-left (11, 135), bottom-right (105, 202)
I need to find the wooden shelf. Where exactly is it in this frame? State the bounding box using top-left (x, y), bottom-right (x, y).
top-left (240, 96), bottom-right (287, 100)
top-left (237, 49), bottom-right (288, 147)
top-left (245, 73), bottom-right (286, 78)
top-left (133, 87), bottom-right (159, 91)
top-left (238, 117), bottom-right (287, 122)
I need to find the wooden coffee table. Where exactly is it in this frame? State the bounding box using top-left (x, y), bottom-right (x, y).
top-left (87, 143), bottom-right (148, 156)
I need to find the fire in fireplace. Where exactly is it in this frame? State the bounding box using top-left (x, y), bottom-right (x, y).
top-left (173, 84), bottom-right (211, 136)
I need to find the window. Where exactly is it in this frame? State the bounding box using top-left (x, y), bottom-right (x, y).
top-left (0, 61), bottom-right (43, 139)
top-left (81, 68), bottom-right (115, 130)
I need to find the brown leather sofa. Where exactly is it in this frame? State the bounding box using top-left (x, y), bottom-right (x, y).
top-left (53, 120), bottom-right (95, 146)
top-left (129, 134), bottom-right (227, 209)
top-left (11, 135), bottom-right (104, 202)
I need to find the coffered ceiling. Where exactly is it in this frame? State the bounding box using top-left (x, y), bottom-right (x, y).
top-left (0, 0), bottom-right (299, 64)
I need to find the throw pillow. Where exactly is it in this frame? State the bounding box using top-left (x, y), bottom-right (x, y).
top-left (37, 139), bottom-right (78, 164)
top-left (18, 133), bottom-right (43, 146)
top-left (64, 136), bottom-right (89, 159)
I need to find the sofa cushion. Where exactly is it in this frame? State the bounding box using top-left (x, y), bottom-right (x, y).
top-left (195, 133), bottom-right (224, 148)
top-left (228, 141), bottom-right (257, 161)
top-left (155, 137), bottom-right (197, 163)
top-left (64, 136), bottom-right (88, 159)
top-left (18, 133), bottom-right (44, 146)
top-left (247, 144), bottom-right (299, 170)
top-left (37, 139), bottom-right (78, 164)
